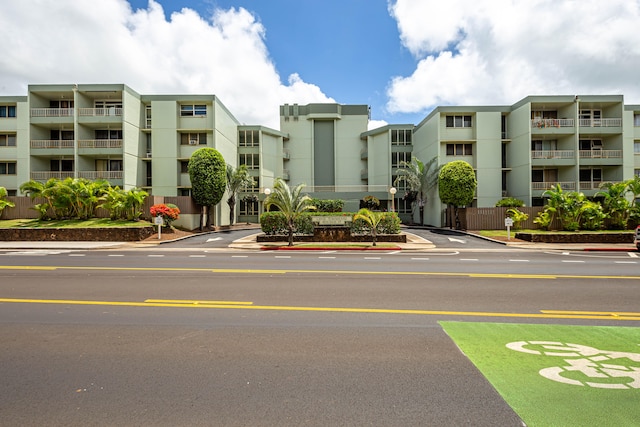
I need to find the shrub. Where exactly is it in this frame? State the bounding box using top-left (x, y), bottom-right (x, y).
top-left (496, 197), bottom-right (524, 208)
top-left (352, 212), bottom-right (400, 235)
top-left (309, 198), bottom-right (344, 212)
top-left (150, 203), bottom-right (180, 228)
top-left (259, 211), bottom-right (313, 235)
top-left (506, 208), bottom-right (529, 230)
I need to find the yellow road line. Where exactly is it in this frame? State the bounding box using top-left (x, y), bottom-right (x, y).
top-left (1, 264), bottom-right (639, 280)
top-left (541, 309), bottom-right (640, 317)
top-left (144, 299), bottom-right (254, 305)
top-left (0, 297), bottom-right (639, 321)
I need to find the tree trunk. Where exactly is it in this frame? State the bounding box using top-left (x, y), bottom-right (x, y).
top-left (199, 205), bottom-right (206, 232)
top-left (287, 218), bottom-right (294, 246)
top-left (228, 196), bottom-right (235, 225)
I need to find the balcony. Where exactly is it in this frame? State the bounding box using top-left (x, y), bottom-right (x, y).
top-left (77, 171), bottom-right (123, 181)
top-left (283, 149), bottom-right (290, 159)
top-left (78, 139), bottom-right (123, 149)
top-left (30, 171), bottom-right (74, 181)
top-left (531, 119), bottom-right (574, 129)
top-left (578, 150), bottom-right (622, 159)
top-left (31, 140), bottom-right (74, 149)
top-left (531, 150), bottom-right (574, 159)
top-left (30, 108), bottom-right (73, 117)
top-left (78, 108), bottom-right (122, 117)
top-left (579, 181), bottom-right (604, 191)
top-left (579, 118), bottom-right (621, 127)
top-left (531, 181), bottom-right (576, 191)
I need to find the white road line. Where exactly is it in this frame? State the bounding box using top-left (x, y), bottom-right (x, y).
top-left (68, 254), bottom-right (85, 257)
top-left (411, 257), bottom-right (430, 261)
top-left (460, 258), bottom-right (478, 261)
top-left (206, 237), bottom-right (223, 242)
top-left (321, 250), bottom-right (337, 254)
top-left (232, 255), bottom-right (248, 258)
top-left (628, 252), bottom-right (639, 258)
top-left (275, 256), bottom-right (291, 259)
top-left (189, 255), bottom-right (206, 258)
top-left (108, 254), bottom-right (124, 257)
top-left (562, 252), bottom-right (570, 255)
top-left (562, 260), bottom-right (584, 263)
top-left (387, 251), bottom-right (401, 255)
top-left (509, 259), bottom-right (530, 262)
top-left (364, 257), bottom-right (381, 260)
top-left (318, 256), bottom-right (336, 259)
top-left (148, 254), bottom-right (165, 257)
top-left (615, 261), bottom-right (637, 264)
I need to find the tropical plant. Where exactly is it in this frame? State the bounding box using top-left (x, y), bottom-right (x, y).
top-left (263, 178), bottom-right (316, 246)
top-left (0, 186), bottom-right (15, 218)
top-left (394, 156), bottom-right (440, 225)
top-left (226, 164), bottom-right (255, 225)
top-left (362, 195), bottom-right (380, 210)
top-left (438, 160), bottom-right (477, 229)
top-left (579, 200), bottom-right (606, 230)
top-left (309, 198), bottom-right (344, 212)
top-left (533, 210), bottom-right (553, 230)
top-left (506, 208), bottom-right (528, 230)
top-left (352, 208), bottom-right (385, 246)
top-left (596, 181), bottom-right (631, 229)
top-left (188, 148), bottom-right (227, 231)
top-left (20, 178), bottom-right (59, 219)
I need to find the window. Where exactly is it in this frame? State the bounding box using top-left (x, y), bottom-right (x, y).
top-left (531, 169), bottom-right (544, 182)
top-left (391, 151), bottom-right (411, 169)
top-left (50, 159), bottom-right (74, 172)
top-left (0, 105), bottom-right (16, 118)
top-left (391, 129), bottom-right (412, 145)
top-left (240, 197), bottom-right (259, 216)
top-left (446, 143), bottom-right (473, 156)
top-left (145, 105), bottom-right (152, 128)
top-left (179, 188), bottom-right (191, 196)
top-left (580, 168), bottom-right (602, 182)
top-left (94, 100), bottom-right (122, 109)
top-left (635, 141), bottom-right (640, 154)
top-left (635, 169), bottom-right (640, 178)
top-left (95, 129), bottom-right (122, 140)
top-left (0, 134), bottom-right (16, 147)
top-left (243, 176), bottom-right (259, 193)
top-left (445, 115), bottom-right (472, 128)
top-left (634, 114), bottom-right (640, 127)
top-left (180, 133), bottom-right (207, 145)
top-left (239, 130), bottom-right (260, 147)
top-left (180, 161), bottom-right (189, 174)
top-left (0, 162), bottom-right (16, 175)
top-left (50, 130), bottom-right (74, 140)
top-left (239, 153), bottom-right (260, 169)
top-left (180, 104), bottom-right (206, 117)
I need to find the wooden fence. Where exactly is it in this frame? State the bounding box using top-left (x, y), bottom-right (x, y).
top-left (1, 196), bottom-right (200, 220)
top-left (444, 206), bottom-right (562, 230)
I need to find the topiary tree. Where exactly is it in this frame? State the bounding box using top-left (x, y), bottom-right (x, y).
top-left (188, 148), bottom-right (227, 231)
top-left (438, 160), bottom-right (477, 229)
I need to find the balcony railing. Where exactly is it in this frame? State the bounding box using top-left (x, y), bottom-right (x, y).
top-left (531, 119), bottom-right (574, 128)
top-left (531, 181), bottom-right (576, 191)
top-left (30, 140), bottom-right (74, 149)
top-left (77, 171), bottom-right (123, 180)
top-left (78, 108), bottom-right (123, 117)
top-left (579, 150), bottom-right (622, 158)
top-left (579, 181), bottom-right (604, 191)
top-left (31, 171), bottom-right (74, 180)
top-left (78, 139), bottom-right (123, 149)
top-left (302, 185), bottom-right (393, 193)
top-left (531, 150), bottom-right (574, 159)
top-left (30, 108), bottom-right (73, 117)
top-left (579, 118), bottom-right (621, 127)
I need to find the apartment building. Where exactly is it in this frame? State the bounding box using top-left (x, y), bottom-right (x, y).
top-left (2, 84), bottom-right (640, 227)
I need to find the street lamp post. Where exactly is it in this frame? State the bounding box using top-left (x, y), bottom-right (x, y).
top-left (263, 188), bottom-right (271, 213)
top-left (389, 187), bottom-right (397, 212)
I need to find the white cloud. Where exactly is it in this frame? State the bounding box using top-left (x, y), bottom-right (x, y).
top-left (367, 119), bottom-right (388, 131)
top-left (0, 0), bottom-right (333, 128)
top-left (387, 0), bottom-right (640, 114)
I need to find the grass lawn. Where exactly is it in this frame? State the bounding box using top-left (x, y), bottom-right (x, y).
top-left (0, 218), bottom-right (152, 228)
top-left (476, 229), bottom-right (633, 238)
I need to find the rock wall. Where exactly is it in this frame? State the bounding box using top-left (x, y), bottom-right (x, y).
top-left (0, 227), bottom-right (155, 241)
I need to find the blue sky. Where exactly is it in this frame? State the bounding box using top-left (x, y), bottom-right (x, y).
top-left (2, 1), bottom-right (640, 129)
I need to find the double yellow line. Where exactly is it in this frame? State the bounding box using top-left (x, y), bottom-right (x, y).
top-left (1, 298), bottom-right (639, 321)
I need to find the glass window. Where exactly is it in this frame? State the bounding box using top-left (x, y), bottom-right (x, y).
top-left (635, 141), bottom-right (640, 153)
top-left (446, 115), bottom-right (472, 128)
top-left (0, 162), bottom-right (16, 174)
top-left (180, 104), bottom-right (207, 117)
top-left (446, 143), bottom-right (472, 155)
top-left (0, 135), bottom-right (16, 146)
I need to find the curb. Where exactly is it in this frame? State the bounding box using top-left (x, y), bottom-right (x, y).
top-left (260, 245), bottom-right (403, 251)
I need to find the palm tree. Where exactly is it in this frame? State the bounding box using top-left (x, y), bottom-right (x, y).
top-left (264, 178), bottom-right (316, 246)
top-left (596, 181), bottom-right (631, 229)
top-left (0, 186), bottom-right (15, 218)
top-left (393, 156), bottom-right (440, 225)
top-left (226, 164), bottom-right (255, 225)
top-left (20, 178), bottom-right (59, 219)
top-left (352, 208), bottom-right (384, 246)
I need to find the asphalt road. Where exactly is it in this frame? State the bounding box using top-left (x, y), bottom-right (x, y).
top-left (1, 231), bottom-right (639, 426)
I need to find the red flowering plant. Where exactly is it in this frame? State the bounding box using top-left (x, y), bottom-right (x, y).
top-left (150, 203), bottom-right (180, 228)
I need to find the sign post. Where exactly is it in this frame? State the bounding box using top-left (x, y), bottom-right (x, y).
top-left (505, 217), bottom-right (514, 240)
top-left (154, 215), bottom-right (164, 239)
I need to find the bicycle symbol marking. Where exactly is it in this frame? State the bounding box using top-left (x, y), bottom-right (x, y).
top-left (506, 341), bottom-right (640, 390)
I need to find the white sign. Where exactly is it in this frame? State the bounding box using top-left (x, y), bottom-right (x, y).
top-left (504, 217), bottom-right (514, 227)
top-left (154, 216), bottom-right (164, 225)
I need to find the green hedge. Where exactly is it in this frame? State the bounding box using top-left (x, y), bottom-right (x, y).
top-left (260, 212), bottom-right (400, 235)
top-left (309, 198), bottom-right (344, 212)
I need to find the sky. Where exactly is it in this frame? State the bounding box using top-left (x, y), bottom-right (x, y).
top-left (1, 0), bottom-right (640, 129)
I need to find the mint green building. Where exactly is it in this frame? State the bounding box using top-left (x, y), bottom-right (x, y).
top-left (1, 84), bottom-right (639, 228)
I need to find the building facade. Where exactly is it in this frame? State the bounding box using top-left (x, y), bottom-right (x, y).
top-left (2, 84), bottom-right (640, 227)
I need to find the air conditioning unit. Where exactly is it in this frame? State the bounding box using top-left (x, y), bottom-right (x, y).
top-left (189, 140), bottom-right (198, 145)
